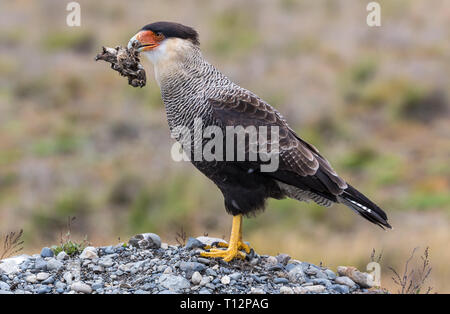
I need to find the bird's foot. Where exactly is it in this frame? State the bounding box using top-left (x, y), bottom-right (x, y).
top-left (212, 240), bottom-right (252, 254)
top-left (201, 240), bottom-right (252, 262)
top-left (200, 247), bottom-right (246, 262)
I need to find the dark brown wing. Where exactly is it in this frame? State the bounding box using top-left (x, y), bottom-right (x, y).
top-left (209, 91), bottom-right (348, 196)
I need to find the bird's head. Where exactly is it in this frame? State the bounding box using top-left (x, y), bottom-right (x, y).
top-left (128, 21), bottom-right (199, 65)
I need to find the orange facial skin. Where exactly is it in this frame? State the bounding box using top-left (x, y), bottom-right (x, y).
top-left (136, 30), bottom-right (165, 51)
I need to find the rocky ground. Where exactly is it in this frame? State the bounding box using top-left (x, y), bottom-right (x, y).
top-left (0, 233), bottom-right (382, 294)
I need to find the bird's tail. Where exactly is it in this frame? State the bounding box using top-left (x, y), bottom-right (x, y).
top-left (338, 184), bottom-right (391, 229)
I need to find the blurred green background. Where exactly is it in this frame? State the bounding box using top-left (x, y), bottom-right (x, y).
top-left (0, 0), bottom-right (449, 292)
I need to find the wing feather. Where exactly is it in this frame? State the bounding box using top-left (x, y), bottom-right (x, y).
top-left (209, 90), bottom-right (347, 195)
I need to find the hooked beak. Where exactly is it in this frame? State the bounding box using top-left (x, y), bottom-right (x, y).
top-left (128, 30), bottom-right (160, 52)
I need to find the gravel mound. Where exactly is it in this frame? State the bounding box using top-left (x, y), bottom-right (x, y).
top-left (0, 233), bottom-right (381, 294)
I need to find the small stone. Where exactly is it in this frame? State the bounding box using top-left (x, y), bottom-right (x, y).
top-left (335, 276), bottom-right (356, 288)
top-left (98, 257), bottom-right (114, 268)
top-left (312, 278), bottom-right (331, 287)
top-left (63, 272), bottom-right (74, 285)
top-left (0, 281), bottom-right (10, 291)
top-left (337, 266), bottom-right (348, 276)
top-left (179, 261), bottom-right (205, 273)
top-left (185, 237), bottom-right (205, 250)
top-left (161, 243), bottom-right (169, 250)
top-left (47, 258), bottom-right (63, 271)
top-left (293, 286), bottom-right (307, 294)
top-left (280, 286), bottom-right (294, 294)
top-left (331, 284), bottom-right (350, 294)
top-left (0, 255), bottom-right (28, 275)
top-left (104, 246), bottom-right (115, 254)
top-left (40, 247), bottom-right (54, 258)
top-left (200, 276), bottom-right (212, 286)
top-left (276, 254), bottom-right (291, 265)
top-left (337, 266), bottom-right (374, 288)
top-left (266, 256), bottom-right (278, 265)
top-left (304, 285), bottom-right (326, 293)
top-left (229, 272), bottom-right (241, 281)
top-left (195, 236), bottom-right (227, 247)
top-left (36, 272), bottom-right (50, 281)
top-left (221, 275), bottom-right (230, 285)
top-left (274, 277), bottom-right (289, 284)
top-left (55, 282), bottom-right (66, 290)
top-left (191, 271), bottom-right (202, 285)
top-left (56, 251), bottom-right (68, 261)
top-left (159, 274), bottom-right (190, 292)
top-left (71, 282), bottom-right (92, 294)
top-left (197, 258), bottom-right (210, 265)
top-left (25, 274), bottom-right (37, 283)
top-left (92, 266), bottom-right (104, 273)
top-left (198, 288), bottom-right (211, 294)
top-left (134, 289), bottom-right (150, 294)
top-left (288, 265), bottom-right (305, 283)
top-left (34, 259), bottom-right (47, 271)
top-left (37, 286), bottom-right (52, 294)
top-left (325, 269), bottom-right (337, 280)
top-left (79, 246), bottom-right (98, 259)
top-left (42, 276), bottom-right (55, 285)
top-left (129, 233), bottom-right (161, 249)
top-left (250, 287), bottom-right (266, 294)
top-left (163, 266), bottom-right (173, 274)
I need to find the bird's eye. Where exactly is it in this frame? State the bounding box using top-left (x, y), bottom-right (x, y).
top-left (155, 32), bottom-right (164, 38)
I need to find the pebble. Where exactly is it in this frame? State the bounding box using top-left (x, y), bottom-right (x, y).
top-left (71, 282), bottom-right (92, 294)
top-left (0, 281), bottom-right (10, 291)
top-left (331, 284), bottom-right (350, 294)
top-left (288, 265), bottom-right (305, 283)
top-left (26, 274), bottom-right (37, 283)
top-left (221, 275), bottom-right (231, 285)
top-left (179, 261), bottom-right (205, 273)
top-left (79, 247), bottom-right (98, 259)
top-left (304, 285), bottom-right (326, 293)
top-left (250, 287), bottom-right (266, 294)
top-left (159, 274), bottom-right (190, 292)
top-left (191, 271), bottom-right (202, 285)
top-left (185, 237), bottom-right (205, 250)
top-left (129, 233), bottom-right (161, 249)
top-left (280, 286), bottom-right (294, 294)
top-left (37, 285), bottom-right (52, 294)
top-left (36, 272), bottom-right (50, 281)
top-left (266, 256), bottom-right (278, 265)
top-left (276, 254), bottom-right (291, 265)
top-left (335, 276), bottom-right (356, 288)
top-left (198, 288), bottom-right (211, 294)
top-left (98, 257), bottom-right (114, 268)
top-left (40, 247), bottom-right (54, 258)
top-left (229, 272), bottom-right (241, 281)
top-left (274, 277), bottom-right (289, 284)
top-left (56, 251), bottom-right (69, 261)
top-left (34, 259), bottom-right (47, 271)
top-left (47, 258), bottom-right (63, 271)
top-left (337, 266), bottom-right (374, 288)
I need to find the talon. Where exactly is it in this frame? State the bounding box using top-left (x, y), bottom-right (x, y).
top-left (200, 214), bottom-right (252, 262)
top-left (200, 248), bottom-right (246, 262)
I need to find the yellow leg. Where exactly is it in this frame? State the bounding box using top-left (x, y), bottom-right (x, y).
top-left (200, 214), bottom-right (251, 262)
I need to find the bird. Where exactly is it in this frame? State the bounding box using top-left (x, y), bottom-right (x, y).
top-left (128, 21), bottom-right (391, 262)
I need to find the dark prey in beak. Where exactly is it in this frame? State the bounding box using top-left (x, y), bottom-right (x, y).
top-left (95, 42), bottom-right (146, 88)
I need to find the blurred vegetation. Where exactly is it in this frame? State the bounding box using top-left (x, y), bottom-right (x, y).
top-left (0, 0), bottom-right (449, 292)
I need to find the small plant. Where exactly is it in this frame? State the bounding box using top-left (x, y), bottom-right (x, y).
top-left (175, 226), bottom-right (187, 246)
top-left (389, 247), bottom-right (433, 294)
top-left (0, 229), bottom-right (24, 259)
top-left (51, 216), bottom-right (90, 257)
